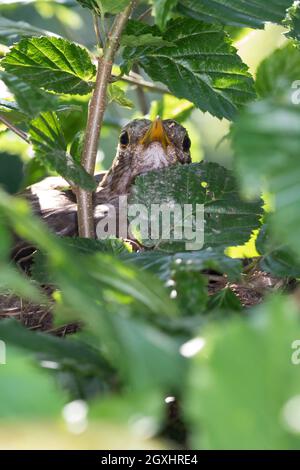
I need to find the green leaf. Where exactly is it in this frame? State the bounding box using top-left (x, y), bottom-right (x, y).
top-left (123, 249), bottom-right (242, 282)
top-left (207, 287), bottom-right (242, 312)
top-left (0, 218), bottom-right (11, 261)
top-left (256, 44), bottom-right (300, 99)
top-left (0, 319), bottom-right (109, 375)
top-left (256, 224), bottom-right (300, 278)
top-left (232, 100), bottom-right (300, 258)
top-left (122, 19), bottom-right (256, 120)
top-left (107, 84), bottom-right (134, 109)
top-left (152, 0), bottom-right (178, 30)
top-left (0, 189), bottom-right (183, 395)
top-left (129, 162), bottom-right (263, 250)
top-left (32, 237), bottom-right (129, 284)
top-left (0, 100), bottom-right (27, 124)
top-left (177, 0), bottom-right (293, 29)
top-left (69, 131), bottom-right (85, 164)
top-left (0, 71), bottom-right (58, 117)
top-left (0, 347), bottom-right (66, 420)
top-left (2, 37), bottom-right (96, 95)
top-left (0, 15), bottom-right (55, 45)
top-left (93, 313), bottom-right (186, 393)
top-left (0, 152), bottom-right (23, 194)
top-left (22, 157), bottom-right (48, 189)
top-left (285, 3), bottom-right (300, 42)
top-left (29, 112), bottom-right (96, 191)
top-left (76, 0), bottom-right (131, 15)
top-left (84, 302), bottom-right (181, 395)
top-left (0, 265), bottom-right (45, 304)
top-left (172, 270), bottom-right (208, 315)
top-left (185, 295), bottom-right (300, 449)
top-left (121, 33), bottom-right (173, 48)
top-left (0, 187), bottom-right (175, 319)
top-left (59, 236), bottom-right (129, 255)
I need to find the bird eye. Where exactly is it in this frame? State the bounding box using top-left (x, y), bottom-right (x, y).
top-left (182, 134), bottom-right (191, 152)
top-left (120, 131), bottom-right (129, 146)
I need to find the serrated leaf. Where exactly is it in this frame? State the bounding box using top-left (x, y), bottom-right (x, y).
top-left (0, 71), bottom-right (58, 117)
top-left (122, 19), bottom-right (256, 120)
top-left (285, 2), bottom-right (300, 42)
top-left (2, 37), bottom-right (96, 95)
top-left (122, 249), bottom-right (242, 282)
top-left (207, 287), bottom-right (242, 312)
top-left (122, 248), bottom-right (242, 332)
top-left (107, 84), bottom-right (134, 109)
top-left (0, 15), bottom-right (55, 45)
top-left (153, 0), bottom-right (178, 30)
top-left (256, 44), bottom-right (300, 99)
top-left (129, 162), bottom-right (263, 251)
top-left (232, 100), bottom-right (300, 259)
top-left (256, 224), bottom-right (300, 278)
top-left (29, 112), bottom-right (96, 191)
top-left (177, 0), bottom-right (293, 29)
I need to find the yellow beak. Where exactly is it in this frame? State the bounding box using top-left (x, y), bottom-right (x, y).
top-left (140, 117), bottom-right (170, 150)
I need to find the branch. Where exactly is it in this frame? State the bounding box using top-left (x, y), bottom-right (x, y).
top-left (132, 65), bottom-right (148, 115)
top-left (93, 13), bottom-right (103, 48)
top-left (119, 72), bottom-right (171, 95)
top-left (77, 1), bottom-right (137, 238)
top-left (138, 6), bottom-right (152, 21)
top-left (0, 114), bottom-right (29, 143)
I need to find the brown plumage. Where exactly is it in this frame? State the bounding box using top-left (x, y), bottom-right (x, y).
top-left (22, 118), bottom-right (192, 238)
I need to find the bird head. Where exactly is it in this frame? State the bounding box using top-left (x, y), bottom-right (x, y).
top-left (99, 118), bottom-right (192, 199)
top-left (119, 117), bottom-right (191, 174)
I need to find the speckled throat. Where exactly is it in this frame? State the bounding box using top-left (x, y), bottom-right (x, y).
top-left (96, 118), bottom-right (192, 203)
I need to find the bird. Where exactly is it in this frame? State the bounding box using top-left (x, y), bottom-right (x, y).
top-left (6, 117), bottom-right (192, 331)
top-left (21, 117), bottom-right (192, 240)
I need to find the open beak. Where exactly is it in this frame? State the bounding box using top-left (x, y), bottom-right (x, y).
top-left (140, 117), bottom-right (170, 150)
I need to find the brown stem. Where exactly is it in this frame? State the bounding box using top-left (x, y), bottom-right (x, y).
top-left (0, 114), bottom-right (29, 143)
top-left (77, 1), bottom-right (136, 238)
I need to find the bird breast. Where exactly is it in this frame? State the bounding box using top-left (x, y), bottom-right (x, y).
top-left (134, 142), bottom-right (176, 175)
